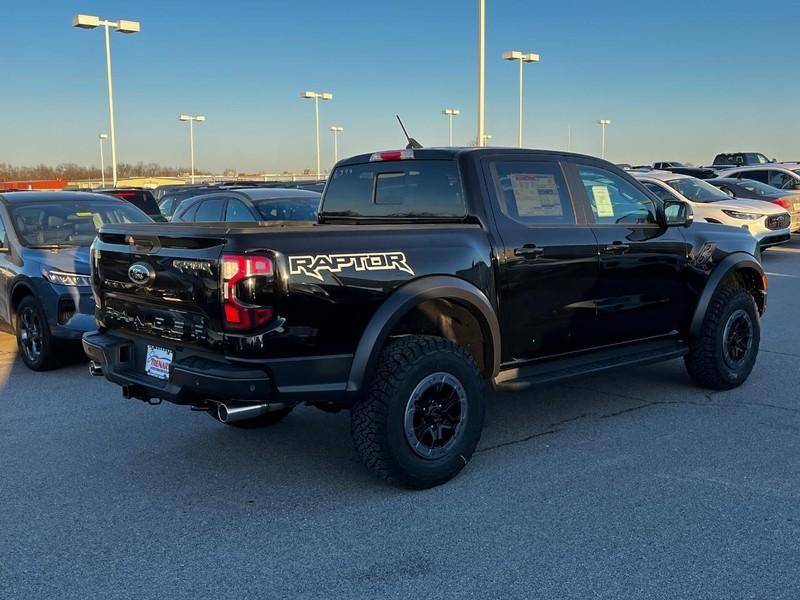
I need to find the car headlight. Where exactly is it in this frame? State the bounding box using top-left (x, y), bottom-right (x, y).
top-left (42, 269), bottom-right (92, 287)
top-left (722, 210), bottom-right (763, 220)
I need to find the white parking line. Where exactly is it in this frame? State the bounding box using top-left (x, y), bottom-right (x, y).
top-left (765, 272), bottom-right (800, 279)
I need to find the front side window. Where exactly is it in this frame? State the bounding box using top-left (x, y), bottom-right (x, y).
top-left (666, 178), bottom-right (730, 203)
top-left (768, 170), bottom-right (796, 190)
top-left (489, 161), bottom-right (575, 225)
top-left (9, 201), bottom-right (149, 247)
top-left (322, 160), bottom-right (465, 219)
top-left (577, 165), bottom-right (657, 225)
top-left (253, 197), bottom-right (319, 221)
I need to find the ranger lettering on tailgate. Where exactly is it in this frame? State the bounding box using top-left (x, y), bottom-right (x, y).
top-left (288, 251), bottom-right (415, 281)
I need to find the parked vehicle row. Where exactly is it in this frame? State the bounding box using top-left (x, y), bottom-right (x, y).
top-left (633, 170), bottom-right (792, 248)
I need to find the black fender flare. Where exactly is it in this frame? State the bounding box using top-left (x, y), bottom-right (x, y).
top-left (7, 278), bottom-right (34, 320)
top-left (689, 252), bottom-right (764, 337)
top-left (346, 276), bottom-right (501, 394)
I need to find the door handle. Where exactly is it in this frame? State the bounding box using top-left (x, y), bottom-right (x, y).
top-left (514, 245), bottom-right (544, 259)
top-left (602, 242), bottom-right (630, 254)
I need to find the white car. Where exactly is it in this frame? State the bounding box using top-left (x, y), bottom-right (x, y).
top-left (633, 170), bottom-right (791, 248)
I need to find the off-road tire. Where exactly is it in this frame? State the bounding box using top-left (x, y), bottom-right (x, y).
top-left (15, 296), bottom-right (60, 371)
top-left (351, 335), bottom-right (486, 489)
top-left (684, 285), bottom-right (760, 390)
top-left (222, 406), bottom-right (293, 429)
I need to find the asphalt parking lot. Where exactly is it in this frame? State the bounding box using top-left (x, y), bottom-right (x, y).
top-left (2, 243), bottom-right (800, 599)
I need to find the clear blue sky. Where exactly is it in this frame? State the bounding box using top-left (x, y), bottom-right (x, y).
top-left (1, 0), bottom-right (799, 173)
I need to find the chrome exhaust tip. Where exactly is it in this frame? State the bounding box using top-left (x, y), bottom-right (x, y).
top-left (88, 360), bottom-right (104, 377)
top-left (216, 402), bottom-right (285, 424)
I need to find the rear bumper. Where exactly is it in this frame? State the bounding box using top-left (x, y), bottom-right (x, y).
top-left (82, 330), bottom-right (352, 407)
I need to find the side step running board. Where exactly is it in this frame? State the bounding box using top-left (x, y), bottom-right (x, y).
top-left (494, 339), bottom-right (688, 392)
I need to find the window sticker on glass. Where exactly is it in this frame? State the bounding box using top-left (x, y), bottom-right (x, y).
top-left (509, 174), bottom-right (563, 217)
top-left (591, 186), bottom-right (615, 217)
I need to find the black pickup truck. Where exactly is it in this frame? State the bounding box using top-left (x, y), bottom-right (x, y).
top-left (83, 148), bottom-right (766, 488)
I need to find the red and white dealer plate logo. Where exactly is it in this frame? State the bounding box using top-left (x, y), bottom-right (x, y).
top-left (145, 345), bottom-right (173, 381)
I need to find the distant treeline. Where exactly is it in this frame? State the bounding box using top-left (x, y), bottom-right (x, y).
top-left (0, 162), bottom-right (210, 181)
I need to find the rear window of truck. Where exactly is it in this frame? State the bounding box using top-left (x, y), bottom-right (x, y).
top-left (321, 160), bottom-right (465, 219)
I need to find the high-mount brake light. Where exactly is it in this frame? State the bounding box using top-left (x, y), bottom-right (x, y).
top-left (369, 149), bottom-right (415, 162)
top-left (221, 254), bottom-right (274, 331)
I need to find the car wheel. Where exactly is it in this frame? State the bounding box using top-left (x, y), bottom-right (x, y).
top-left (219, 406), bottom-right (293, 429)
top-left (15, 296), bottom-right (59, 371)
top-left (351, 335), bottom-right (486, 489)
top-left (684, 285), bottom-right (760, 390)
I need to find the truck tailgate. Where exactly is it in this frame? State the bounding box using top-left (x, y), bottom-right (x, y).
top-left (93, 225), bottom-right (228, 349)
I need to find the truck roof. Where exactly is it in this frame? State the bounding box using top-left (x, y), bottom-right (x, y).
top-left (336, 146), bottom-right (603, 166)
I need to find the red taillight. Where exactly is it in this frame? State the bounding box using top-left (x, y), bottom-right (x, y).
top-left (369, 149), bottom-right (414, 162)
top-left (773, 198), bottom-right (792, 210)
top-left (221, 254), bottom-right (274, 331)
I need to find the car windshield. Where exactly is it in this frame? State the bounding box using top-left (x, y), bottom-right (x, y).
top-left (735, 179), bottom-right (783, 196)
top-left (9, 200), bottom-right (150, 247)
top-left (666, 178), bottom-right (731, 203)
top-left (253, 197), bottom-right (320, 221)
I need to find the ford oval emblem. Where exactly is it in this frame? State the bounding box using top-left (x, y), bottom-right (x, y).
top-left (128, 262), bottom-right (155, 286)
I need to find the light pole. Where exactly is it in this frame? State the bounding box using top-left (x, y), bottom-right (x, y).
top-left (477, 0), bottom-right (486, 147)
top-left (178, 114), bottom-right (205, 184)
top-left (596, 119), bottom-right (611, 159)
top-left (329, 126), bottom-right (343, 164)
top-left (98, 133), bottom-right (108, 187)
top-left (502, 51), bottom-right (540, 148)
top-left (72, 14), bottom-right (140, 187)
top-left (301, 91), bottom-right (333, 179)
top-left (442, 109), bottom-right (460, 146)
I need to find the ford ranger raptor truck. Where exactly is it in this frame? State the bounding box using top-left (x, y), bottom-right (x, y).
top-left (83, 148), bottom-right (767, 488)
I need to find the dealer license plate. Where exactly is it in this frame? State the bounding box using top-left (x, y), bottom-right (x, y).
top-left (145, 345), bottom-right (173, 380)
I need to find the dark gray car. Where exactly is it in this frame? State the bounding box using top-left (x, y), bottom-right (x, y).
top-left (0, 192), bottom-right (151, 370)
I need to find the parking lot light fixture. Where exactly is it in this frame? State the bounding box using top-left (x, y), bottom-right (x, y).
top-left (329, 126), bottom-right (344, 164)
top-left (72, 14), bottom-right (140, 187)
top-left (301, 91), bottom-right (333, 179)
top-left (442, 109), bottom-right (460, 146)
top-left (596, 119), bottom-right (611, 159)
top-left (178, 115), bottom-right (205, 184)
top-left (98, 133), bottom-right (108, 187)
top-left (502, 50), bottom-right (540, 148)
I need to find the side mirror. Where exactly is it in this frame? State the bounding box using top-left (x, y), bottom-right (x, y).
top-left (664, 199), bottom-right (693, 227)
top-left (771, 158), bottom-right (777, 163)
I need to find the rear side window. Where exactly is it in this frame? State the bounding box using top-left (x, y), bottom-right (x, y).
top-left (0, 215), bottom-right (7, 249)
top-left (489, 161), bottom-right (575, 225)
top-left (193, 198), bottom-right (225, 222)
top-left (225, 198), bottom-right (255, 222)
top-left (322, 160), bottom-right (465, 219)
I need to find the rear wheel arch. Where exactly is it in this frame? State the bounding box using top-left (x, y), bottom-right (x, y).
top-left (346, 276), bottom-right (501, 394)
top-left (690, 254), bottom-right (765, 337)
